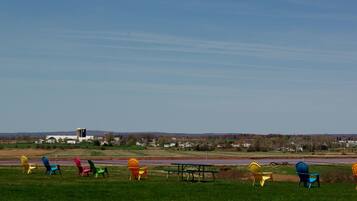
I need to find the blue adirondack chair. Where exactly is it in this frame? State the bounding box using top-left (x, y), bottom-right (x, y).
top-left (42, 156), bottom-right (61, 175)
top-left (295, 161), bottom-right (320, 189)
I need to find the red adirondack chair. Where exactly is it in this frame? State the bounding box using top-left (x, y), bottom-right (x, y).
top-left (74, 157), bottom-right (91, 176)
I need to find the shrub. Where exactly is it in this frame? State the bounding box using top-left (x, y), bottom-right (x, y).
top-left (321, 169), bottom-right (354, 183)
top-left (90, 151), bottom-right (104, 156)
top-left (216, 167), bottom-right (249, 181)
top-left (93, 140), bottom-right (100, 146)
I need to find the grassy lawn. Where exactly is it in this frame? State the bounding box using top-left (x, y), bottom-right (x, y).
top-left (0, 165), bottom-right (356, 201)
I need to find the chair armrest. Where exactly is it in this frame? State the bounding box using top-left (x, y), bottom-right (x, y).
top-left (296, 172), bottom-right (309, 175)
top-left (297, 172), bottom-right (319, 177)
top-left (50, 164), bottom-right (58, 168)
top-left (261, 172), bottom-right (273, 175)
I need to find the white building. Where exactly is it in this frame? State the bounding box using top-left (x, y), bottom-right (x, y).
top-left (45, 135), bottom-right (94, 144)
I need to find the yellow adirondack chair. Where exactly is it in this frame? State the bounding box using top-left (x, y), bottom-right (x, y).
top-left (20, 155), bottom-right (37, 174)
top-left (352, 163), bottom-right (357, 190)
top-left (248, 161), bottom-right (273, 187)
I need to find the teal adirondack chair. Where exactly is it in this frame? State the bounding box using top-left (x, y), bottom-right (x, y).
top-left (295, 161), bottom-right (320, 189)
top-left (41, 156), bottom-right (61, 175)
top-left (88, 160), bottom-right (109, 178)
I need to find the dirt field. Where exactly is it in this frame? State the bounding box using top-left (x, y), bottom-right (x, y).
top-left (1, 148), bottom-right (357, 160)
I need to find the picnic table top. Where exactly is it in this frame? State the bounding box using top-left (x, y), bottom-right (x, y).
top-left (171, 162), bottom-right (213, 167)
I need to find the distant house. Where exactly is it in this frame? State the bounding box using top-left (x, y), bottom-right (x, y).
top-left (347, 140), bottom-right (357, 148)
top-left (66, 140), bottom-right (77, 144)
top-left (178, 142), bottom-right (194, 149)
top-left (34, 139), bottom-right (44, 144)
top-left (46, 137), bottom-right (56, 144)
top-left (136, 141), bottom-right (146, 147)
top-left (148, 139), bottom-right (158, 147)
top-left (242, 143), bottom-right (251, 148)
top-left (163, 143), bottom-right (176, 148)
top-left (338, 140), bottom-right (357, 148)
top-left (231, 143), bottom-right (240, 148)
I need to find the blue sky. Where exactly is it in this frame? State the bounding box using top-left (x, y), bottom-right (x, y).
top-left (1, 0), bottom-right (357, 133)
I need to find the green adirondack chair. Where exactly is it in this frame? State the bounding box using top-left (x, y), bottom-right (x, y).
top-left (87, 160), bottom-right (109, 178)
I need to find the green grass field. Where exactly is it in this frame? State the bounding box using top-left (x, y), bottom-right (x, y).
top-left (1, 165), bottom-right (356, 201)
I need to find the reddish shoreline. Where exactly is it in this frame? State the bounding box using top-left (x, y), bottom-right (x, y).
top-left (2, 155), bottom-right (357, 161)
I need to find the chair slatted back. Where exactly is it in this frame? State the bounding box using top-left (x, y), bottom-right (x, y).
top-left (352, 163), bottom-right (357, 177)
top-left (20, 156), bottom-right (29, 166)
top-left (128, 158), bottom-right (139, 168)
top-left (41, 156), bottom-right (51, 171)
top-left (296, 161), bottom-right (309, 182)
top-left (74, 158), bottom-right (84, 173)
top-left (88, 160), bottom-right (97, 172)
top-left (248, 161), bottom-right (261, 174)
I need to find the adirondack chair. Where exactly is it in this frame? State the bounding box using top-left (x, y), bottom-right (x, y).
top-left (74, 157), bottom-right (91, 176)
top-left (352, 163), bottom-right (357, 190)
top-left (248, 161), bottom-right (273, 187)
top-left (20, 155), bottom-right (37, 174)
top-left (295, 161), bottom-right (320, 189)
top-left (41, 156), bottom-right (61, 175)
top-left (87, 160), bottom-right (108, 178)
top-left (128, 158), bottom-right (148, 181)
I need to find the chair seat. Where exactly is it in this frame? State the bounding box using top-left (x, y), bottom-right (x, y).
top-left (50, 164), bottom-right (59, 171)
top-left (308, 177), bottom-right (317, 183)
top-left (29, 166), bottom-right (36, 170)
top-left (262, 175), bottom-right (272, 180)
top-left (97, 169), bottom-right (106, 174)
top-left (83, 168), bottom-right (91, 173)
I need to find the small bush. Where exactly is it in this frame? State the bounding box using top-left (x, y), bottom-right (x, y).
top-left (321, 169), bottom-right (354, 183)
top-left (90, 151), bottom-right (104, 156)
top-left (93, 140), bottom-right (100, 146)
top-left (217, 167), bottom-right (249, 181)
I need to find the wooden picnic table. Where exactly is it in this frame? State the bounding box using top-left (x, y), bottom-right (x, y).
top-left (170, 162), bottom-right (218, 182)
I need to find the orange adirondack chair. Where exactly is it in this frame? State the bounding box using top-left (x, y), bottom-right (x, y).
top-left (20, 155), bottom-right (37, 174)
top-left (128, 158), bottom-right (147, 180)
top-left (352, 163), bottom-right (357, 190)
top-left (248, 161), bottom-right (273, 187)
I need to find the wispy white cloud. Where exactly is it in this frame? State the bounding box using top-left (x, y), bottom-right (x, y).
top-left (58, 30), bottom-right (357, 63)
